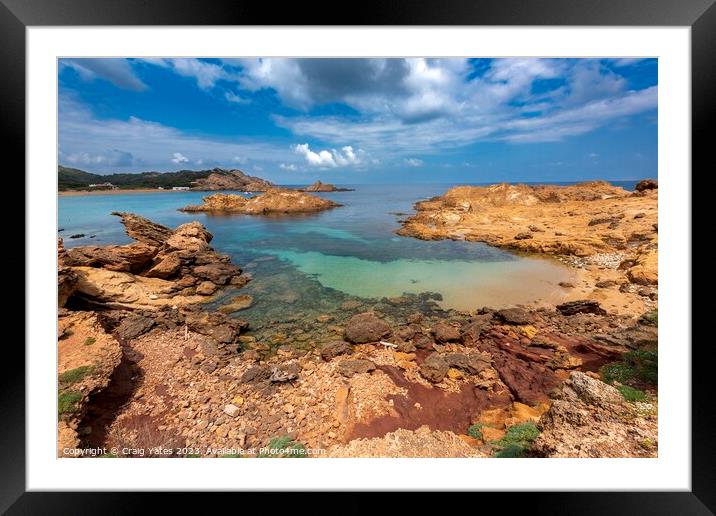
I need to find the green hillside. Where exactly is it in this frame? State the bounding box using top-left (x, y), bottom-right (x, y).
top-left (57, 166), bottom-right (103, 190)
top-left (58, 166), bottom-right (216, 191)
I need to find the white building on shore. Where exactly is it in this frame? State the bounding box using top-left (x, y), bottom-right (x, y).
top-left (88, 182), bottom-right (118, 190)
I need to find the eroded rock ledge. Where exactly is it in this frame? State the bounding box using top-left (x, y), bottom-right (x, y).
top-left (61, 212), bottom-right (250, 310)
top-left (180, 189), bottom-right (341, 215)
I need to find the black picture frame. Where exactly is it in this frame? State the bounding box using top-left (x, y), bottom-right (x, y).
top-left (5, 0), bottom-right (710, 512)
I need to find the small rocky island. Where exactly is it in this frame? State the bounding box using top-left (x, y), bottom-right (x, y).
top-left (299, 180), bottom-right (354, 192)
top-left (180, 188), bottom-right (341, 215)
top-left (190, 168), bottom-right (275, 192)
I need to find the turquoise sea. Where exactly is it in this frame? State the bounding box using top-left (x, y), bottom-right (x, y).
top-left (58, 182), bottom-right (637, 331)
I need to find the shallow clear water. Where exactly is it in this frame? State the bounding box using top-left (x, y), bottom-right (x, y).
top-left (57, 183), bottom-right (595, 315)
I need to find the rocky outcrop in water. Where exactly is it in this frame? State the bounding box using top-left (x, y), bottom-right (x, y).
top-left (398, 181), bottom-right (658, 316)
top-left (299, 180), bottom-right (354, 192)
top-left (57, 213), bottom-right (257, 455)
top-left (190, 168), bottom-right (274, 192)
top-left (62, 213), bottom-right (249, 311)
top-left (180, 189), bottom-right (341, 215)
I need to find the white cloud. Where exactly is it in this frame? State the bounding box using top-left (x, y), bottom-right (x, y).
top-left (500, 86), bottom-right (657, 143)
top-left (279, 163), bottom-right (298, 171)
top-left (61, 59), bottom-right (147, 91)
top-left (167, 58), bottom-right (227, 89)
top-left (234, 58), bottom-right (312, 109)
top-left (294, 143), bottom-right (363, 168)
top-left (62, 149), bottom-right (136, 167)
top-left (141, 58), bottom-right (230, 90)
top-left (612, 58), bottom-right (647, 67)
top-left (404, 158), bottom-right (424, 167)
top-left (589, 152), bottom-right (599, 159)
top-left (57, 96), bottom-right (296, 173)
top-left (564, 61), bottom-right (627, 106)
top-left (234, 58), bottom-right (470, 123)
top-left (59, 58), bottom-right (657, 173)
top-left (225, 90), bottom-right (250, 104)
top-left (171, 152), bottom-right (189, 164)
top-left (278, 78), bottom-right (657, 151)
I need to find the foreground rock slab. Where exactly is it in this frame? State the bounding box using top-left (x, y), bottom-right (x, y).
top-left (531, 371), bottom-right (657, 457)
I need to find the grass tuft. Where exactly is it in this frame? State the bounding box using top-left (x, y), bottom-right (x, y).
top-left (259, 435), bottom-right (308, 458)
top-left (58, 390), bottom-right (83, 418)
top-left (617, 385), bottom-right (647, 402)
top-left (638, 309), bottom-right (658, 327)
top-left (492, 422), bottom-right (540, 458)
top-left (601, 350), bottom-right (657, 386)
top-left (495, 443), bottom-right (528, 458)
top-left (467, 423), bottom-right (485, 440)
top-left (83, 336), bottom-right (96, 346)
top-left (59, 365), bottom-right (94, 385)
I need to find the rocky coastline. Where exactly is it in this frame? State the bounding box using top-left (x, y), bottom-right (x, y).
top-left (57, 213), bottom-right (657, 458)
top-left (57, 213), bottom-right (251, 452)
top-left (397, 180), bottom-right (658, 317)
top-left (180, 189), bottom-right (341, 215)
top-left (57, 182), bottom-right (658, 458)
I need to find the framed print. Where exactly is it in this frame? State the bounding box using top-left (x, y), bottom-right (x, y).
top-left (5, 0), bottom-right (711, 511)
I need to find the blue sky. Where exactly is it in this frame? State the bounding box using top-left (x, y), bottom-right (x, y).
top-left (58, 58), bottom-right (657, 184)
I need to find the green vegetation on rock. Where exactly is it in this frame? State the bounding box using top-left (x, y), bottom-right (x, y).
top-left (638, 309), bottom-right (658, 327)
top-left (467, 423), bottom-right (486, 440)
top-left (601, 349), bottom-right (657, 386)
top-left (495, 443), bottom-right (529, 458)
top-left (492, 422), bottom-right (541, 458)
top-left (58, 390), bottom-right (82, 417)
top-left (83, 336), bottom-right (96, 346)
top-left (259, 435), bottom-right (308, 458)
top-left (59, 365), bottom-right (94, 385)
top-left (617, 385), bottom-right (647, 402)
